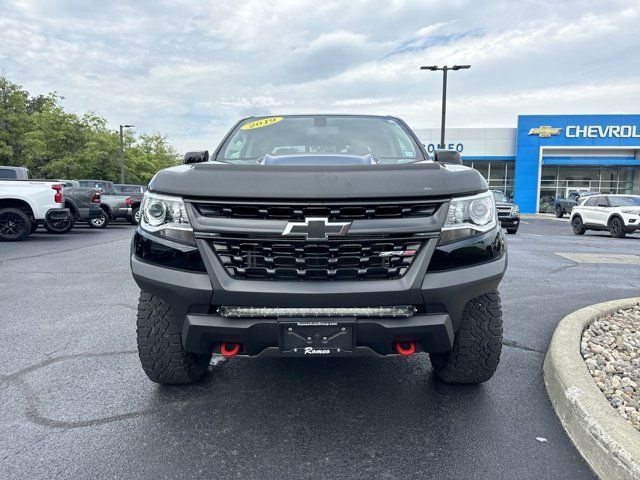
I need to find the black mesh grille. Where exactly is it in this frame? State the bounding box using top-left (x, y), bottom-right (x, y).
top-left (211, 237), bottom-right (424, 281)
top-left (497, 206), bottom-right (512, 218)
top-left (195, 201), bottom-right (438, 221)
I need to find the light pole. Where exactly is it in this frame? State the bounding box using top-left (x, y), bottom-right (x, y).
top-left (119, 124), bottom-right (134, 183)
top-left (420, 64), bottom-right (470, 148)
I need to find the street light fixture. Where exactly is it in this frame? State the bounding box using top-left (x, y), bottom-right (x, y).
top-left (119, 124), bottom-right (135, 184)
top-left (420, 64), bottom-right (470, 148)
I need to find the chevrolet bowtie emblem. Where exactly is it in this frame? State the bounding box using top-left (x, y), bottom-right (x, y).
top-left (528, 126), bottom-right (562, 138)
top-left (282, 217), bottom-right (351, 240)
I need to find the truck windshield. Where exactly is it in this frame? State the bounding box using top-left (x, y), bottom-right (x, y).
top-left (492, 191), bottom-right (509, 203)
top-left (217, 116), bottom-right (425, 164)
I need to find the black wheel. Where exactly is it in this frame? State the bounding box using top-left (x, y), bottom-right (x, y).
top-left (89, 211), bottom-right (109, 229)
top-left (0, 207), bottom-right (32, 241)
top-left (555, 205), bottom-right (564, 218)
top-left (571, 216), bottom-right (586, 235)
top-left (609, 217), bottom-right (626, 238)
top-left (129, 208), bottom-right (140, 225)
top-left (137, 291), bottom-right (212, 384)
top-left (506, 227), bottom-right (518, 235)
top-left (44, 215), bottom-right (75, 234)
top-left (430, 292), bottom-right (503, 384)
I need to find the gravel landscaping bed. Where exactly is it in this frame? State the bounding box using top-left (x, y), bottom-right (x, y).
top-left (582, 304), bottom-right (640, 431)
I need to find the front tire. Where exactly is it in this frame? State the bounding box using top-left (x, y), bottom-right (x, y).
top-left (137, 291), bottom-right (212, 385)
top-left (430, 292), bottom-right (503, 384)
top-left (89, 211), bottom-right (109, 229)
top-left (44, 215), bottom-right (75, 234)
top-left (555, 205), bottom-right (564, 218)
top-left (572, 216), bottom-right (586, 235)
top-left (0, 207), bottom-right (32, 241)
top-left (609, 217), bottom-right (626, 238)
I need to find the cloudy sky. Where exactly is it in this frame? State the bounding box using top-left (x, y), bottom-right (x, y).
top-left (1, 0), bottom-right (639, 152)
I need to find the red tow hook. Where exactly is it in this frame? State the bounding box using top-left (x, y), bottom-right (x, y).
top-left (220, 342), bottom-right (240, 358)
top-left (395, 341), bottom-right (416, 356)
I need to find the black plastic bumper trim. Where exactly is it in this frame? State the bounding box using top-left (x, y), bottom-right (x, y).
top-left (182, 313), bottom-right (454, 356)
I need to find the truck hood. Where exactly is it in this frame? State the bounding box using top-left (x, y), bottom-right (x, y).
top-left (149, 159), bottom-right (488, 199)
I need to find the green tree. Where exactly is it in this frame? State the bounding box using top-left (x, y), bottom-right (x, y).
top-left (0, 75), bottom-right (180, 183)
top-left (126, 133), bottom-right (181, 185)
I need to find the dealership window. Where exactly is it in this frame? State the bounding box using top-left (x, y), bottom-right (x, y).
top-left (462, 160), bottom-right (515, 199)
top-left (538, 165), bottom-right (640, 213)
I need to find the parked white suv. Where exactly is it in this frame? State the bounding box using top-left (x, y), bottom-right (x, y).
top-left (570, 194), bottom-right (640, 238)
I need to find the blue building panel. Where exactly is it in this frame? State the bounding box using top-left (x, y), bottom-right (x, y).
top-left (514, 114), bottom-right (640, 212)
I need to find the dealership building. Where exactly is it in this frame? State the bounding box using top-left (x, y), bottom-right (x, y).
top-left (415, 114), bottom-right (640, 213)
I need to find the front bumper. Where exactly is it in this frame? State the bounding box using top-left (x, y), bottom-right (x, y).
top-left (130, 237), bottom-right (507, 356)
top-left (498, 215), bottom-right (520, 228)
top-left (183, 313), bottom-right (453, 355)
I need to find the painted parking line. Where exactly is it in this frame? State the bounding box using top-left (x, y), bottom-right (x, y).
top-left (555, 252), bottom-right (640, 264)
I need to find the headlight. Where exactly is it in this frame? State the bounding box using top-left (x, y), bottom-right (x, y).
top-left (140, 192), bottom-right (195, 245)
top-left (439, 191), bottom-right (497, 244)
top-left (621, 209), bottom-right (638, 215)
top-left (511, 205), bottom-right (520, 215)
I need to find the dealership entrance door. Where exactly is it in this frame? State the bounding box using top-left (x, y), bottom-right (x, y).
top-left (538, 165), bottom-right (640, 213)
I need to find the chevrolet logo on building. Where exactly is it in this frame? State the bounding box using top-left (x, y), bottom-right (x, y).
top-left (528, 126), bottom-right (562, 138)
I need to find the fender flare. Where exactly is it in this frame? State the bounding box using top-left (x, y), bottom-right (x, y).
top-left (607, 213), bottom-right (624, 227)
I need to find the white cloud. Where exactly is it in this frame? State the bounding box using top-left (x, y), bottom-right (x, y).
top-left (0, 0), bottom-right (639, 153)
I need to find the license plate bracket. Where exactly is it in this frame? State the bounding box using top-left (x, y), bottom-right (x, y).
top-left (279, 320), bottom-right (355, 356)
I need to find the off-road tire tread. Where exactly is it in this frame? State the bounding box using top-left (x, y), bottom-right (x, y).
top-left (136, 291), bottom-right (211, 384)
top-left (430, 291), bottom-right (503, 384)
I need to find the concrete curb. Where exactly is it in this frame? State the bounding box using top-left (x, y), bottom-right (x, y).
top-left (544, 298), bottom-right (640, 480)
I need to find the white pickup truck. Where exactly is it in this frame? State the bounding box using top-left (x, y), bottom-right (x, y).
top-left (0, 174), bottom-right (73, 241)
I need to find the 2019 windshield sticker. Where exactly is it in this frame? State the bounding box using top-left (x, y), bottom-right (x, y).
top-left (240, 117), bottom-right (283, 130)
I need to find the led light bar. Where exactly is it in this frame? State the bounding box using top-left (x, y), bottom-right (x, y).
top-left (218, 306), bottom-right (416, 318)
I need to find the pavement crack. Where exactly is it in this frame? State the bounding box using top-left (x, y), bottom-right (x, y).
top-left (502, 339), bottom-right (545, 355)
top-left (0, 237), bottom-right (130, 263)
top-left (0, 350), bottom-right (137, 384)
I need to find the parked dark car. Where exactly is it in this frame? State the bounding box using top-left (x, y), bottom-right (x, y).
top-left (553, 190), bottom-right (599, 218)
top-left (491, 190), bottom-right (520, 234)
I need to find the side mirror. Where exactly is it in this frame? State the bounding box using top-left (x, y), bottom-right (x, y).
top-left (183, 150), bottom-right (209, 164)
top-left (434, 149), bottom-right (462, 165)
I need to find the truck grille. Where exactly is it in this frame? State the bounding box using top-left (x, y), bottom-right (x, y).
top-left (497, 206), bottom-right (512, 217)
top-left (211, 237), bottom-right (424, 281)
top-left (194, 200), bottom-right (438, 221)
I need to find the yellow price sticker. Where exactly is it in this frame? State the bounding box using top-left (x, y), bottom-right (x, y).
top-left (240, 116), bottom-right (283, 130)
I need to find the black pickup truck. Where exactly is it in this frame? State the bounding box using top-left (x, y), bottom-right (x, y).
top-left (553, 190), bottom-right (599, 218)
top-left (491, 190), bottom-right (520, 234)
top-left (131, 115), bottom-right (507, 386)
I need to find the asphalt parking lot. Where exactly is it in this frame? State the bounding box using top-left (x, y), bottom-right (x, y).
top-left (2, 218), bottom-right (640, 479)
